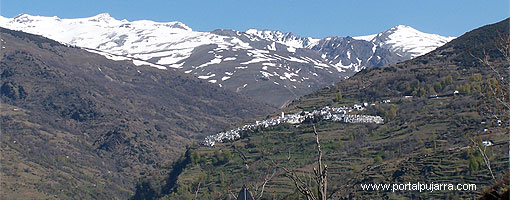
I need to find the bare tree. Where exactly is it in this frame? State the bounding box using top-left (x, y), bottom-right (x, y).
top-left (192, 177), bottom-right (202, 200)
top-left (253, 162), bottom-right (278, 199)
top-left (226, 185), bottom-right (238, 199)
top-left (468, 32), bottom-right (510, 182)
top-left (279, 125), bottom-right (328, 200)
top-left (469, 137), bottom-right (496, 181)
top-left (222, 152), bottom-right (278, 200)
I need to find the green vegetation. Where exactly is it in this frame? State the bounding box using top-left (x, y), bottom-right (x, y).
top-left (334, 91), bottom-right (342, 102)
top-left (135, 18), bottom-right (510, 199)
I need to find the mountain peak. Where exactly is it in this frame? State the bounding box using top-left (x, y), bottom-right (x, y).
top-left (384, 25), bottom-right (422, 35)
top-left (11, 13), bottom-right (62, 24)
top-left (354, 25), bottom-right (455, 59)
top-left (246, 28), bottom-right (290, 35)
top-left (245, 28), bottom-right (319, 49)
top-left (88, 13), bottom-right (114, 22)
top-left (13, 13), bottom-right (29, 19)
top-left (93, 13), bottom-right (111, 18)
top-left (13, 13), bottom-right (34, 23)
top-left (391, 24), bottom-right (414, 30)
top-left (163, 21), bottom-right (191, 31)
top-left (245, 29), bottom-right (288, 38)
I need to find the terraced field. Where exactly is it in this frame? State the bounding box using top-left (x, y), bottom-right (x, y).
top-left (134, 18), bottom-right (509, 199)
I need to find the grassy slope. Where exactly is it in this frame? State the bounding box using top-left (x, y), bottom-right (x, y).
top-left (154, 18), bottom-right (509, 199)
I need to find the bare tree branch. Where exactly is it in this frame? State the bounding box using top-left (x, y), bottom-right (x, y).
top-left (251, 161), bottom-right (278, 200)
top-left (276, 125), bottom-right (328, 200)
top-left (226, 185), bottom-right (238, 199)
top-left (280, 165), bottom-right (317, 200)
top-left (313, 126), bottom-right (328, 200)
top-left (469, 32), bottom-right (510, 182)
top-left (192, 177), bottom-right (203, 200)
top-left (469, 137), bottom-right (496, 181)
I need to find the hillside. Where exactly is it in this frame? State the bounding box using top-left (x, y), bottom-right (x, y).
top-left (0, 28), bottom-right (274, 199)
top-left (146, 19), bottom-right (509, 199)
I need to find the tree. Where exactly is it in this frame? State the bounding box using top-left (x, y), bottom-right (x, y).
top-left (279, 125), bottom-right (328, 200)
top-left (427, 85), bottom-right (436, 95)
top-left (468, 150), bottom-right (482, 172)
top-left (190, 150), bottom-right (201, 164)
top-left (374, 155), bottom-right (383, 164)
top-left (212, 149), bottom-right (232, 166)
top-left (251, 163), bottom-right (278, 199)
top-left (334, 92), bottom-right (342, 102)
top-left (441, 75), bottom-right (453, 88)
top-left (226, 163), bottom-right (278, 200)
top-left (385, 105), bottom-right (397, 120)
top-left (468, 32), bottom-right (509, 184)
top-left (470, 73), bottom-right (482, 82)
top-left (433, 81), bottom-right (442, 92)
top-left (417, 87), bottom-right (427, 97)
top-left (457, 84), bottom-right (471, 95)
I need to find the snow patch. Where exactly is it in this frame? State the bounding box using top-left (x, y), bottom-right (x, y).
top-left (197, 57), bottom-right (222, 68)
top-left (268, 42), bottom-right (276, 51)
top-left (223, 57), bottom-right (237, 61)
top-left (261, 71), bottom-right (273, 78)
top-left (132, 59), bottom-right (166, 69)
top-left (198, 74), bottom-right (216, 79)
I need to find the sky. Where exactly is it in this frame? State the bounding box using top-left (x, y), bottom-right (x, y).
top-left (1, 0), bottom-right (508, 38)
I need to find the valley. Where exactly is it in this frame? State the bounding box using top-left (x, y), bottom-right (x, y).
top-left (0, 11), bottom-right (507, 200)
top-left (133, 18), bottom-right (509, 199)
top-left (0, 27), bottom-right (273, 199)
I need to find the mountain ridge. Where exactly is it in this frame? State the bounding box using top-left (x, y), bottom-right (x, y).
top-left (0, 13), bottom-right (454, 107)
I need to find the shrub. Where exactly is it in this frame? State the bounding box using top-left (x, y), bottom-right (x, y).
top-left (334, 92), bottom-right (342, 102)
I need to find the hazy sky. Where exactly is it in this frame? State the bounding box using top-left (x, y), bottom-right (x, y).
top-left (1, 0), bottom-right (508, 38)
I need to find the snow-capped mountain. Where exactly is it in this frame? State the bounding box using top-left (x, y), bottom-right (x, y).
top-left (245, 29), bottom-right (320, 49)
top-left (0, 13), bottom-right (454, 107)
top-left (0, 13), bottom-right (247, 69)
top-left (354, 25), bottom-right (455, 59)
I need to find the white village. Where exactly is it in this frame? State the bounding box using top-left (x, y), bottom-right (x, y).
top-left (203, 104), bottom-right (384, 146)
